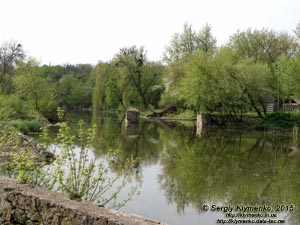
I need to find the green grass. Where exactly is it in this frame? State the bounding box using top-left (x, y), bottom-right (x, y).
top-left (168, 110), bottom-right (196, 120)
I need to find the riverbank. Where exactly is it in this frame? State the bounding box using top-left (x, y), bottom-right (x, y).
top-left (144, 110), bottom-right (300, 131)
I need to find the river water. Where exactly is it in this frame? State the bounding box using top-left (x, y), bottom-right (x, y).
top-left (65, 111), bottom-right (300, 225)
top-left (5, 111), bottom-right (300, 225)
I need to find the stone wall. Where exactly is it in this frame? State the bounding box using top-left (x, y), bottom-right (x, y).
top-left (0, 176), bottom-right (166, 225)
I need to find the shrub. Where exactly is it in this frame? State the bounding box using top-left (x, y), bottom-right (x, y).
top-left (9, 119), bottom-right (42, 134)
top-left (256, 112), bottom-right (300, 130)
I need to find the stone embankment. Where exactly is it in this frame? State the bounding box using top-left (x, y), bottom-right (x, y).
top-left (0, 176), bottom-right (166, 225)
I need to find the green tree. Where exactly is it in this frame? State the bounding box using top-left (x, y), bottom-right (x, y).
top-left (105, 74), bottom-right (122, 109)
top-left (227, 28), bottom-right (298, 117)
top-left (39, 64), bottom-right (65, 82)
top-left (178, 48), bottom-right (246, 118)
top-left (113, 46), bottom-right (164, 109)
top-left (163, 23), bottom-right (216, 63)
top-left (162, 23), bottom-right (216, 110)
top-left (178, 50), bottom-right (215, 111)
top-left (13, 59), bottom-right (57, 119)
top-left (57, 75), bottom-right (91, 108)
top-left (229, 28), bottom-right (297, 65)
top-left (172, 47), bottom-right (272, 119)
top-left (231, 58), bottom-right (273, 118)
top-left (275, 54), bottom-right (300, 102)
top-left (93, 62), bottom-right (116, 109)
top-left (195, 23), bottom-right (217, 53)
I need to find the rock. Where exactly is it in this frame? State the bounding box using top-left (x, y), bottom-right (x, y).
top-left (0, 200), bottom-right (12, 222)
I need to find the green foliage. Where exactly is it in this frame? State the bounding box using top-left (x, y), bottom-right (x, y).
top-left (9, 119), bottom-right (42, 134)
top-left (168, 110), bottom-right (196, 120)
top-left (156, 126), bottom-right (300, 216)
top-left (163, 22), bottom-right (216, 63)
top-left (233, 58), bottom-right (273, 118)
top-left (13, 59), bottom-right (58, 119)
top-left (229, 28), bottom-right (297, 65)
top-left (0, 94), bottom-right (29, 120)
top-left (114, 46), bottom-right (163, 109)
top-left (0, 23), bottom-right (300, 127)
top-left (92, 47), bottom-right (164, 110)
top-left (1, 113), bottom-right (141, 209)
top-left (13, 152), bottom-right (36, 183)
top-left (169, 48), bottom-right (268, 119)
top-left (57, 75), bottom-right (91, 108)
top-left (256, 112), bottom-right (300, 130)
top-left (39, 64), bottom-right (65, 82)
top-left (37, 63), bottom-right (94, 110)
top-left (92, 62), bottom-right (114, 109)
top-left (35, 117), bottom-right (141, 208)
top-left (275, 54), bottom-right (300, 100)
top-left (105, 74), bottom-right (120, 109)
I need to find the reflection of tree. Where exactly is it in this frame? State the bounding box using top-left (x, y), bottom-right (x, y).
top-left (53, 111), bottom-right (300, 224)
top-left (158, 128), bottom-right (300, 224)
top-left (91, 111), bottom-right (163, 175)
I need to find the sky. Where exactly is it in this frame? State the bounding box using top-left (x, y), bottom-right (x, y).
top-left (1, 0), bottom-right (300, 65)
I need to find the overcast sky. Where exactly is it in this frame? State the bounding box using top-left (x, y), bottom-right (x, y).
top-left (1, 0), bottom-right (300, 65)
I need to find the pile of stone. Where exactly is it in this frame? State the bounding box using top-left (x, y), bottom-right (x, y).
top-left (0, 127), bottom-right (55, 166)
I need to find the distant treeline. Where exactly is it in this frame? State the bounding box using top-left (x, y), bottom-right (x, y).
top-left (1, 22), bottom-right (300, 122)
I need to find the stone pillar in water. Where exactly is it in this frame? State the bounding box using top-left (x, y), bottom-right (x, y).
top-left (125, 108), bottom-right (139, 137)
top-left (196, 113), bottom-right (202, 137)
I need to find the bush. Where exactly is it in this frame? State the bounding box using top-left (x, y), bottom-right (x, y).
top-left (0, 95), bottom-right (28, 120)
top-left (256, 112), bottom-right (300, 130)
top-left (9, 119), bottom-right (42, 134)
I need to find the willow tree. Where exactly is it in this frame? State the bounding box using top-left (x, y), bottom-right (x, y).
top-left (113, 46), bottom-right (164, 110)
top-left (92, 62), bottom-right (115, 109)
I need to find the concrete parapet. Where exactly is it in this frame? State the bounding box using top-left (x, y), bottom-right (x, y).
top-left (0, 176), bottom-right (166, 225)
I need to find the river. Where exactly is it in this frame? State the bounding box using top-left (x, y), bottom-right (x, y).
top-left (4, 111), bottom-right (300, 225)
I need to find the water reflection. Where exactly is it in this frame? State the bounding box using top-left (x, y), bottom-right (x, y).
top-left (67, 111), bottom-right (300, 224)
top-left (156, 128), bottom-right (300, 224)
top-left (91, 111), bottom-right (162, 170)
